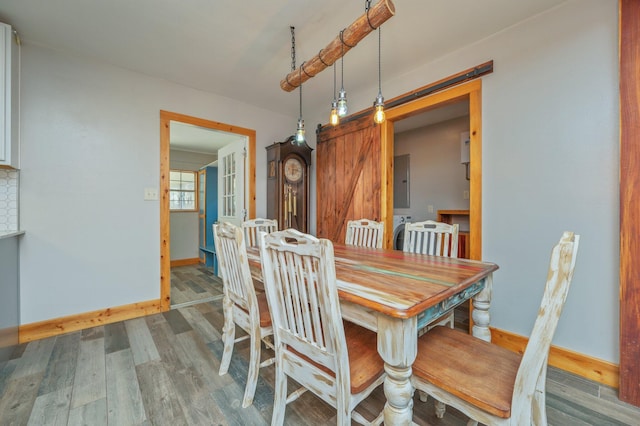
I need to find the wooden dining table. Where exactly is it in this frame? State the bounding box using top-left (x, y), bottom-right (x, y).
top-left (246, 243), bottom-right (498, 425)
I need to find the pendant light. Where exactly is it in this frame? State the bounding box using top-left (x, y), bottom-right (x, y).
top-left (373, 25), bottom-right (385, 124)
top-left (330, 63), bottom-right (340, 126)
top-left (337, 30), bottom-right (348, 117)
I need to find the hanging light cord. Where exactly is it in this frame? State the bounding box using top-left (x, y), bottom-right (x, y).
top-left (378, 26), bottom-right (382, 95)
top-left (340, 30), bottom-right (345, 90)
top-left (333, 62), bottom-right (337, 100)
top-left (290, 26), bottom-right (296, 72)
top-left (291, 26), bottom-right (302, 119)
top-left (299, 65), bottom-right (303, 119)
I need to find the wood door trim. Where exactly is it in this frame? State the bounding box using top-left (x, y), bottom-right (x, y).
top-left (159, 110), bottom-right (256, 311)
top-left (384, 79), bottom-right (482, 260)
top-left (619, 0), bottom-right (640, 405)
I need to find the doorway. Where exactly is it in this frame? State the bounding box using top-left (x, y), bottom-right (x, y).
top-left (159, 110), bottom-right (256, 311)
top-left (392, 100), bottom-right (470, 251)
top-left (384, 79), bottom-right (482, 260)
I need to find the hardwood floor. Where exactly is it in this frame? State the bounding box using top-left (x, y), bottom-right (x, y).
top-left (1, 264), bottom-right (639, 425)
top-left (170, 264), bottom-right (223, 308)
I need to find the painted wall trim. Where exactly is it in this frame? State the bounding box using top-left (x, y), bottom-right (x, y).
top-left (18, 299), bottom-right (162, 343)
top-left (492, 327), bottom-right (619, 389)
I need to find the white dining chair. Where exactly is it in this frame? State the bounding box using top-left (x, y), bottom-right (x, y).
top-left (242, 218), bottom-right (277, 247)
top-left (403, 220), bottom-right (459, 329)
top-left (259, 229), bottom-right (385, 426)
top-left (213, 221), bottom-right (275, 408)
top-left (403, 219), bottom-right (459, 257)
top-left (345, 218), bottom-right (384, 249)
top-left (412, 231), bottom-right (580, 425)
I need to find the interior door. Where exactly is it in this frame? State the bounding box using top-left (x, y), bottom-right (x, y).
top-left (316, 115), bottom-right (382, 244)
top-left (218, 138), bottom-right (247, 226)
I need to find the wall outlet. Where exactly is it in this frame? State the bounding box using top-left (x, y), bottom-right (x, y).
top-left (428, 205), bottom-right (434, 213)
top-left (144, 187), bottom-right (158, 201)
top-left (463, 190), bottom-right (470, 200)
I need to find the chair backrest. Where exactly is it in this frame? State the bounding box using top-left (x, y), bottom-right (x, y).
top-left (403, 220), bottom-right (459, 257)
top-left (511, 231), bottom-right (580, 422)
top-left (213, 222), bottom-right (259, 318)
top-left (345, 218), bottom-right (384, 249)
top-left (242, 218), bottom-right (277, 247)
top-left (259, 229), bottom-right (349, 383)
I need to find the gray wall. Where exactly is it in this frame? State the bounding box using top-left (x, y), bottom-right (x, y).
top-left (18, 44), bottom-right (293, 323)
top-left (306, 0), bottom-right (619, 362)
top-left (394, 116), bottom-right (470, 225)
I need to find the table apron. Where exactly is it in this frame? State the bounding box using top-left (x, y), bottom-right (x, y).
top-left (339, 277), bottom-right (488, 333)
top-left (417, 278), bottom-right (487, 330)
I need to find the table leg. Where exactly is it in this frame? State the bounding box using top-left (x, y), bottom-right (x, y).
top-left (471, 274), bottom-right (493, 342)
top-left (377, 314), bottom-right (417, 425)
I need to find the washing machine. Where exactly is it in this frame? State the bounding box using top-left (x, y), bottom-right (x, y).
top-left (392, 215), bottom-right (412, 250)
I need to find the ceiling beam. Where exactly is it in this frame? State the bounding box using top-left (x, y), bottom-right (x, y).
top-left (280, 0), bottom-right (395, 92)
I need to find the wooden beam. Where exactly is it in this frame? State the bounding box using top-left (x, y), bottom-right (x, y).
top-left (280, 0), bottom-right (395, 91)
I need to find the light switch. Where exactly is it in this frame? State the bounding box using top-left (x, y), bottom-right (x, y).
top-left (144, 187), bottom-right (158, 201)
top-left (428, 205), bottom-right (434, 213)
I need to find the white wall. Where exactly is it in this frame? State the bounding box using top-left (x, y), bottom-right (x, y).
top-left (19, 44), bottom-right (293, 323)
top-left (307, 0), bottom-right (619, 363)
top-left (394, 116), bottom-right (470, 224)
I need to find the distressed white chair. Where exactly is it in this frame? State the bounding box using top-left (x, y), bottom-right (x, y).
top-left (412, 231), bottom-right (580, 426)
top-left (259, 229), bottom-right (385, 426)
top-left (345, 218), bottom-right (384, 249)
top-left (403, 220), bottom-right (459, 329)
top-left (242, 218), bottom-right (277, 247)
top-left (403, 220), bottom-right (459, 257)
top-left (213, 222), bottom-right (275, 408)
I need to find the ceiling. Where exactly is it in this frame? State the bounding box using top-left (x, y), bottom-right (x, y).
top-left (170, 122), bottom-right (243, 155)
top-left (0, 0), bottom-right (567, 152)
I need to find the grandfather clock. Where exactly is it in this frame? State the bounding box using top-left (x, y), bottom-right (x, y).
top-left (266, 136), bottom-right (313, 233)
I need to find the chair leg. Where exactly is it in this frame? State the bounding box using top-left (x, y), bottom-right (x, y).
top-left (532, 366), bottom-right (548, 426)
top-left (219, 300), bottom-right (235, 375)
top-left (242, 326), bottom-right (261, 408)
top-left (271, 358), bottom-right (287, 426)
top-left (335, 389), bottom-right (351, 426)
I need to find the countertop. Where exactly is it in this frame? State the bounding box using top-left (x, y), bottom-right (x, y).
top-left (0, 230), bottom-right (25, 240)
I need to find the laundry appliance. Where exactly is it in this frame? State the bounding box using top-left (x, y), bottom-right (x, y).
top-left (392, 215), bottom-right (412, 250)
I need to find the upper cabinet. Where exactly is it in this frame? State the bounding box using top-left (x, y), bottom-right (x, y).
top-left (0, 23), bottom-right (19, 169)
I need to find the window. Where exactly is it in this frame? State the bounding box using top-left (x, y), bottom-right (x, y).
top-left (222, 152), bottom-right (236, 217)
top-left (170, 170), bottom-right (198, 211)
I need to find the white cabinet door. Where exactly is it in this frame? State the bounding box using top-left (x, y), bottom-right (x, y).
top-left (0, 22), bottom-right (19, 169)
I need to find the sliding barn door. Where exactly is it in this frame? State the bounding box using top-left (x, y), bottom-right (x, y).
top-left (316, 116), bottom-right (383, 244)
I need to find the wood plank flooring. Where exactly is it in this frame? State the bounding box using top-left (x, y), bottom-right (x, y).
top-left (170, 264), bottom-right (223, 308)
top-left (1, 264), bottom-right (639, 425)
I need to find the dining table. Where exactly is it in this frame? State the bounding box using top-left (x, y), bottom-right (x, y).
top-left (246, 243), bottom-right (498, 425)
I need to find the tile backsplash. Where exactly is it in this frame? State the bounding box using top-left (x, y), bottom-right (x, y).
top-left (0, 169), bottom-right (19, 232)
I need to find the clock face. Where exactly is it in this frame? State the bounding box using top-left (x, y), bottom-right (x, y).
top-left (284, 157), bottom-right (303, 183)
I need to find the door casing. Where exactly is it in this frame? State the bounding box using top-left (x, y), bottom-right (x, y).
top-left (383, 80), bottom-right (482, 259)
top-left (159, 110), bottom-right (256, 311)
